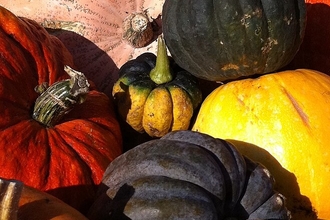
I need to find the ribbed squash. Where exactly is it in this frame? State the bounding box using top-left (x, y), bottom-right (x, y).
top-left (112, 37), bottom-right (202, 137)
top-left (192, 69), bottom-right (330, 219)
top-left (162, 0), bottom-right (306, 82)
top-left (88, 130), bottom-right (291, 220)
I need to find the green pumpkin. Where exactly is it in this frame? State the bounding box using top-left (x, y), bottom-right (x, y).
top-left (112, 37), bottom-right (202, 137)
top-left (88, 130), bottom-right (291, 220)
top-left (162, 0), bottom-right (306, 82)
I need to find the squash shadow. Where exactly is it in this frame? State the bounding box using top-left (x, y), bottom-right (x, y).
top-left (227, 139), bottom-right (318, 220)
top-left (46, 183), bottom-right (134, 219)
top-left (46, 28), bottom-right (120, 97)
top-left (45, 184), bottom-right (98, 215)
top-left (87, 183), bottom-right (135, 220)
top-left (284, 3), bottom-right (330, 74)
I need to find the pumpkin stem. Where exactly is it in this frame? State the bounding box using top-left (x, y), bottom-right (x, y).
top-left (32, 66), bottom-right (90, 127)
top-left (0, 178), bottom-right (23, 220)
top-left (122, 11), bottom-right (155, 48)
top-left (149, 36), bottom-right (173, 84)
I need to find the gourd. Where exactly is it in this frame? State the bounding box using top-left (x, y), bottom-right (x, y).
top-left (88, 130), bottom-right (291, 220)
top-left (162, 0), bottom-right (307, 82)
top-left (112, 36), bottom-right (202, 137)
top-left (285, 0), bottom-right (330, 75)
top-left (0, 6), bottom-right (122, 213)
top-left (2, 0), bottom-right (165, 96)
top-left (0, 178), bottom-right (88, 220)
top-left (192, 69), bottom-right (330, 219)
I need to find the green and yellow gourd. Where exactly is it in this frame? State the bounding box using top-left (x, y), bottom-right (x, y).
top-left (112, 36), bottom-right (202, 137)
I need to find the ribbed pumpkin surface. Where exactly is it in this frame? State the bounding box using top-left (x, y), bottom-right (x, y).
top-left (0, 6), bottom-right (122, 212)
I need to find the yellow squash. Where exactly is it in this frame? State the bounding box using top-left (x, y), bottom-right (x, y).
top-left (192, 69), bottom-right (330, 219)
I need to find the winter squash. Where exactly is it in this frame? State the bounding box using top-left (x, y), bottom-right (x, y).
top-left (192, 69), bottom-right (330, 219)
top-left (0, 178), bottom-right (88, 220)
top-left (88, 130), bottom-right (291, 220)
top-left (162, 0), bottom-right (307, 82)
top-left (1, 0), bottom-right (165, 96)
top-left (112, 36), bottom-right (202, 137)
top-left (0, 6), bottom-right (122, 213)
top-left (284, 0), bottom-right (330, 75)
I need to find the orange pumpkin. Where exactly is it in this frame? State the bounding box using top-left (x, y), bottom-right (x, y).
top-left (0, 6), bottom-right (122, 213)
top-left (1, 0), bottom-right (165, 96)
top-left (0, 178), bottom-right (88, 220)
top-left (18, 184), bottom-right (89, 220)
top-left (192, 69), bottom-right (330, 219)
top-left (285, 0), bottom-right (330, 75)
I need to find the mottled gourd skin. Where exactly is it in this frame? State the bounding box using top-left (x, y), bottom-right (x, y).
top-left (112, 38), bottom-right (202, 137)
top-left (162, 0), bottom-right (306, 81)
top-left (88, 131), bottom-right (291, 220)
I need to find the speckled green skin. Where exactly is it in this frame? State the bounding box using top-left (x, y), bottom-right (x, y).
top-left (162, 0), bottom-right (306, 82)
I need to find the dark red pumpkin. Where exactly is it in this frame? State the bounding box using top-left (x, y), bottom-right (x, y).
top-left (0, 6), bottom-right (122, 213)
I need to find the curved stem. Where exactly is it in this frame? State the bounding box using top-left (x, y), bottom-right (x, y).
top-left (32, 66), bottom-right (90, 127)
top-left (149, 36), bottom-right (173, 84)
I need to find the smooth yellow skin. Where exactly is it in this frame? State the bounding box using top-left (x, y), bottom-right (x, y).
top-left (192, 69), bottom-right (330, 219)
top-left (143, 86), bottom-right (173, 137)
top-left (168, 85), bottom-right (194, 131)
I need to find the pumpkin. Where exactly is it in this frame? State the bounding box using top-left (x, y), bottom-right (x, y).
top-left (1, 0), bottom-right (165, 96)
top-left (284, 0), bottom-right (330, 75)
top-left (112, 36), bottom-right (202, 137)
top-left (0, 6), bottom-right (122, 213)
top-left (162, 0), bottom-right (307, 82)
top-left (0, 178), bottom-right (88, 220)
top-left (192, 69), bottom-right (330, 219)
top-left (87, 130), bottom-right (291, 220)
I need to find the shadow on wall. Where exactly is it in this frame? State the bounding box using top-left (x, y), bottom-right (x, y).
top-left (46, 29), bottom-right (119, 97)
top-left (284, 3), bottom-right (330, 74)
top-left (227, 139), bottom-right (318, 220)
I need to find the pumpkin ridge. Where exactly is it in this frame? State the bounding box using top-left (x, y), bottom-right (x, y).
top-left (102, 139), bottom-right (227, 201)
top-left (162, 130), bottom-right (247, 211)
top-left (52, 123), bottom-right (119, 182)
top-left (282, 88), bottom-right (310, 127)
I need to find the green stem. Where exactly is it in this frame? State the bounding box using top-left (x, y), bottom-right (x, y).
top-left (32, 66), bottom-right (90, 127)
top-left (149, 36), bottom-right (173, 84)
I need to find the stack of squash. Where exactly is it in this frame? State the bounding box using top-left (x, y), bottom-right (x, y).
top-left (0, 0), bottom-right (329, 219)
top-left (162, 0), bottom-right (330, 219)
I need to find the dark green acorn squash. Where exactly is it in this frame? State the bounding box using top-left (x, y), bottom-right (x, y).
top-left (162, 0), bottom-right (306, 82)
top-left (88, 130), bottom-right (291, 220)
